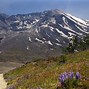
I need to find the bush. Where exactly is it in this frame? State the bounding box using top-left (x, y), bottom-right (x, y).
top-left (59, 55), bottom-right (67, 64)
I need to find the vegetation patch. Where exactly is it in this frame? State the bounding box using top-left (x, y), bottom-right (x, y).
top-left (4, 50), bottom-right (89, 89)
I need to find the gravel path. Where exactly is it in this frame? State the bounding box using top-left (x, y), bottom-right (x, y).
top-left (0, 74), bottom-right (7, 89)
top-left (0, 62), bottom-right (23, 89)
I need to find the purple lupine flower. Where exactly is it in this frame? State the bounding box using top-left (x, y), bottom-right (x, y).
top-left (59, 73), bottom-right (66, 85)
top-left (59, 71), bottom-right (81, 88)
top-left (69, 72), bottom-right (74, 79)
top-left (76, 72), bottom-right (81, 79)
top-left (64, 72), bottom-right (68, 79)
top-left (59, 74), bottom-right (65, 82)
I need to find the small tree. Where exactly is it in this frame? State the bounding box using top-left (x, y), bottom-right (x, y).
top-left (84, 35), bottom-right (89, 49)
top-left (65, 36), bottom-right (79, 53)
top-left (78, 40), bottom-right (86, 51)
top-left (65, 35), bottom-right (89, 53)
top-left (59, 55), bottom-right (67, 63)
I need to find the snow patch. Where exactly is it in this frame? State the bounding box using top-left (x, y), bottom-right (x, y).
top-left (56, 39), bottom-right (60, 42)
top-left (68, 32), bottom-right (76, 36)
top-left (75, 25), bottom-right (89, 34)
top-left (59, 24), bottom-right (63, 27)
top-left (67, 13), bottom-right (87, 25)
top-left (46, 41), bottom-right (53, 45)
top-left (55, 43), bottom-right (62, 46)
top-left (35, 38), bottom-right (44, 43)
top-left (66, 14), bottom-right (87, 27)
top-left (49, 26), bottom-right (54, 32)
top-left (17, 26), bottom-right (23, 29)
top-left (24, 21), bottom-right (27, 25)
top-left (62, 17), bottom-right (66, 23)
top-left (49, 18), bottom-right (56, 24)
top-left (59, 23), bottom-right (73, 32)
top-left (59, 24), bottom-right (83, 36)
top-left (62, 16), bottom-right (68, 25)
top-left (26, 24), bottom-right (32, 29)
top-left (46, 33), bottom-right (50, 37)
top-left (55, 28), bottom-right (68, 38)
top-left (19, 21), bottom-right (23, 26)
top-left (14, 20), bottom-right (19, 23)
top-left (27, 46), bottom-right (29, 50)
top-left (35, 19), bottom-right (39, 22)
top-left (43, 38), bottom-right (46, 40)
top-left (29, 37), bottom-right (31, 42)
top-left (35, 28), bottom-right (39, 33)
top-left (41, 24), bottom-right (48, 27)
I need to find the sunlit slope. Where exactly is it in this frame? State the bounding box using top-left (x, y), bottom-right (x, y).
top-left (4, 50), bottom-right (89, 89)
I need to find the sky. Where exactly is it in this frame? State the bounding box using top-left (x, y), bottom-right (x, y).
top-left (0, 0), bottom-right (89, 19)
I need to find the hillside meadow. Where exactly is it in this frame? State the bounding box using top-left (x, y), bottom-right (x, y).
top-left (4, 50), bottom-right (89, 89)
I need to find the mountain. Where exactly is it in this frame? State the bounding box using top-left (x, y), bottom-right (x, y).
top-left (0, 9), bottom-right (89, 59)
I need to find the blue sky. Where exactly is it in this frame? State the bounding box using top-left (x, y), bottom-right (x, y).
top-left (0, 0), bottom-right (89, 19)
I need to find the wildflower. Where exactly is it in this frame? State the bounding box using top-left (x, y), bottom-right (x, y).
top-left (76, 72), bottom-right (81, 79)
top-left (58, 71), bottom-right (81, 88)
top-left (59, 74), bottom-right (65, 82)
top-left (69, 72), bottom-right (74, 79)
top-left (64, 72), bottom-right (68, 79)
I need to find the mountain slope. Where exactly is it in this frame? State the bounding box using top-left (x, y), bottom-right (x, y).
top-left (0, 9), bottom-right (89, 60)
top-left (4, 50), bottom-right (89, 89)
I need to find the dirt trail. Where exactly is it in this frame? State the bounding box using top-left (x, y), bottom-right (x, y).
top-left (0, 62), bottom-right (23, 89)
top-left (0, 74), bottom-right (7, 89)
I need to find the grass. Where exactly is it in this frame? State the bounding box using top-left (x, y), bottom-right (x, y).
top-left (4, 50), bottom-right (89, 89)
